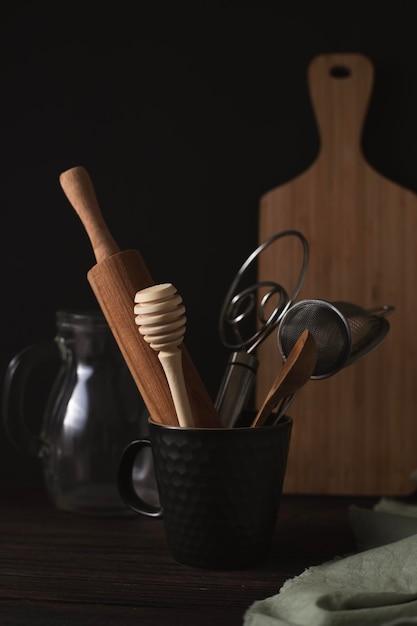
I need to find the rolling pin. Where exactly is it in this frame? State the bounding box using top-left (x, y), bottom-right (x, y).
top-left (59, 166), bottom-right (222, 428)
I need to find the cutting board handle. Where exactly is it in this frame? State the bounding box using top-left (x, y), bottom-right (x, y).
top-left (308, 53), bottom-right (374, 158)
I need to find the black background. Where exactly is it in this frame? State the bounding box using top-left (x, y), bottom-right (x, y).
top-left (2, 3), bottom-right (417, 483)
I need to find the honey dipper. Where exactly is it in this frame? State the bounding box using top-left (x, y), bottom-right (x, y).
top-left (134, 283), bottom-right (194, 428)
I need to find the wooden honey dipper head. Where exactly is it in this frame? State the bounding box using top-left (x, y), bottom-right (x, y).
top-left (134, 283), bottom-right (186, 352)
top-left (134, 283), bottom-right (194, 427)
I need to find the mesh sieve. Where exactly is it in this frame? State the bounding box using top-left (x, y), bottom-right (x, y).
top-left (277, 300), bottom-right (394, 380)
top-left (332, 302), bottom-right (393, 366)
top-left (277, 300), bottom-right (351, 379)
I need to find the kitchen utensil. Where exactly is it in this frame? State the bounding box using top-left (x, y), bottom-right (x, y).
top-left (59, 166), bottom-right (221, 429)
top-left (277, 299), bottom-right (394, 379)
top-left (278, 299), bottom-right (352, 379)
top-left (271, 300), bottom-right (393, 426)
top-left (333, 302), bottom-right (394, 366)
top-left (256, 52), bottom-right (417, 495)
top-left (134, 283), bottom-right (194, 428)
top-left (251, 330), bottom-right (317, 428)
top-left (215, 230), bottom-right (309, 427)
top-left (269, 393), bottom-right (299, 426)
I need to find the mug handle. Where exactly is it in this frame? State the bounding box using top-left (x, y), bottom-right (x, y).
top-left (118, 440), bottom-right (162, 518)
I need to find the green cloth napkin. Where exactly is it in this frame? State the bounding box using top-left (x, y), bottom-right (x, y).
top-left (244, 532), bottom-right (417, 625)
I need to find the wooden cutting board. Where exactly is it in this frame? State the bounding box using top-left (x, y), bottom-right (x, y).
top-left (256, 52), bottom-right (417, 496)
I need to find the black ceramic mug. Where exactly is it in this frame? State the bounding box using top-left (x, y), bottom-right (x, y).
top-left (118, 416), bottom-right (292, 570)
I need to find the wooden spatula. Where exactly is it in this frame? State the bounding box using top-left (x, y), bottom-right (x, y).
top-left (251, 330), bottom-right (317, 428)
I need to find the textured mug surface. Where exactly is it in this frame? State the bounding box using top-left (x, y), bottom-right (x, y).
top-left (118, 416), bottom-right (292, 570)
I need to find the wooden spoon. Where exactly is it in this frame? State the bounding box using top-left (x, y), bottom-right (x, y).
top-left (134, 283), bottom-right (194, 428)
top-left (251, 330), bottom-right (317, 428)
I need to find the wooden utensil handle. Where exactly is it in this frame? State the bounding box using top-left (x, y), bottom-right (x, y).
top-left (158, 350), bottom-right (194, 428)
top-left (59, 166), bottom-right (120, 263)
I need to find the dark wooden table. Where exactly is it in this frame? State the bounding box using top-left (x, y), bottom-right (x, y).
top-left (0, 482), bottom-right (375, 625)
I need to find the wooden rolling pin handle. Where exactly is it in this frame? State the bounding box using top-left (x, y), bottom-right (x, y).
top-left (59, 166), bottom-right (120, 263)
